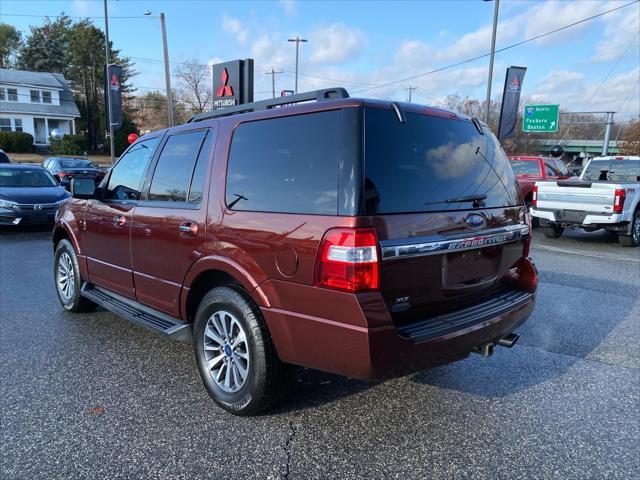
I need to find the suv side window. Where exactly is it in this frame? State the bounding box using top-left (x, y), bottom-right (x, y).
top-left (106, 137), bottom-right (160, 201)
top-left (544, 161), bottom-right (556, 176)
top-left (554, 159), bottom-right (569, 176)
top-left (226, 110), bottom-right (340, 214)
top-left (148, 130), bottom-right (209, 203)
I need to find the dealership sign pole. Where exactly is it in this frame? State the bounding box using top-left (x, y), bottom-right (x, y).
top-left (497, 66), bottom-right (527, 141)
top-left (211, 59), bottom-right (254, 110)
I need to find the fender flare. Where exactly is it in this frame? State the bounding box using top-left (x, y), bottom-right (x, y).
top-left (181, 255), bottom-right (270, 312)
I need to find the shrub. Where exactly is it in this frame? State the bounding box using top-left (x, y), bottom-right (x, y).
top-left (51, 134), bottom-right (90, 155)
top-left (0, 131), bottom-right (34, 153)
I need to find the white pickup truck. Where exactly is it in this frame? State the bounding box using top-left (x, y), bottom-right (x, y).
top-left (530, 156), bottom-right (640, 247)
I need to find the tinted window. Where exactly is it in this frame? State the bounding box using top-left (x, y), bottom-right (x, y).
top-left (106, 138), bottom-right (159, 200)
top-left (59, 159), bottom-right (98, 169)
top-left (364, 108), bottom-right (520, 214)
top-left (510, 160), bottom-right (540, 175)
top-left (226, 111), bottom-right (340, 214)
top-left (148, 130), bottom-right (207, 202)
top-left (0, 168), bottom-right (57, 187)
top-left (583, 159), bottom-right (640, 182)
top-left (188, 132), bottom-right (214, 204)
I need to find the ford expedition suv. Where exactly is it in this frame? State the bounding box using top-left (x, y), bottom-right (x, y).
top-left (531, 156), bottom-right (640, 246)
top-left (52, 89), bottom-right (537, 415)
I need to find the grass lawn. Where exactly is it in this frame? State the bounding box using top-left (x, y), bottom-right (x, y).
top-left (8, 153), bottom-right (114, 167)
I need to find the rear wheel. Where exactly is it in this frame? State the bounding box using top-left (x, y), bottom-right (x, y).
top-left (541, 225), bottom-right (564, 238)
top-left (619, 211), bottom-right (640, 247)
top-left (54, 239), bottom-right (97, 312)
top-left (193, 286), bottom-right (294, 416)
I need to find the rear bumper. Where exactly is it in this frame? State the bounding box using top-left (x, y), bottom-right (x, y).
top-left (531, 208), bottom-right (626, 227)
top-left (262, 290), bottom-right (535, 380)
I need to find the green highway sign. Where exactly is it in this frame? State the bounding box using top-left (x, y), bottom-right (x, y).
top-left (523, 104), bottom-right (559, 133)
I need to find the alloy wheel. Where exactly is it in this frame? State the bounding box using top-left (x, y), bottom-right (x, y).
top-left (203, 310), bottom-right (250, 393)
top-left (57, 252), bottom-right (75, 301)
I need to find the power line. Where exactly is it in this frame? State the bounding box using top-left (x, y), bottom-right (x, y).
top-left (351, 0), bottom-right (640, 95)
top-left (0, 13), bottom-right (158, 19)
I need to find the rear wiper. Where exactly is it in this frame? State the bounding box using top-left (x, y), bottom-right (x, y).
top-left (445, 194), bottom-right (487, 204)
top-left (426, 194), bottom-right (487, 208)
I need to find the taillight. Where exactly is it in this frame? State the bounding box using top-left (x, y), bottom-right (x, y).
top-left (503, 257), bottom-right (538, 293)
top-left (315, 228), bottom-right (379, 292)
top-left (532, 185), bottom-right (538, 207)
top-left (613, 188), bottom-right (626, 213)
top-left (57, 172), bottom-right (72, 178)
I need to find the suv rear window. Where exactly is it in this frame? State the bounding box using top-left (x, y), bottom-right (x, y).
top-left (510, 160), bottom-right (540, 175)
top-left (582, 159), bottom-right (640, 182)
top-left (364, 108), bottom-right (521, 214)
top-left (226, 111), bottom-right (340, 214)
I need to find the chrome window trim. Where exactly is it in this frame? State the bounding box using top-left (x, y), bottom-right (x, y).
top-left (380, 224), bottom-right (530, 261)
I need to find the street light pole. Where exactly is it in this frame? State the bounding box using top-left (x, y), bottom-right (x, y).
top-left (145, 10), bottom-right (174, 127)
top-left (288, 37), bottom-right (307, 94)
top-left (103, 0), bottom-right (115, 164)
top-left (484, 0), bottom-right (499, 124)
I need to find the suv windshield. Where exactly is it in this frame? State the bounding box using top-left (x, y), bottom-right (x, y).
top-left (510, 160), bottom-right (540, 175)
top-left (59, 159), bottom-right (98, 169)
top-left (582, 159), bottom-right (640, 182)
top-left (0, 168), bottom-right (57, 187)
top-left (364, 108), bottom-right (521, 214)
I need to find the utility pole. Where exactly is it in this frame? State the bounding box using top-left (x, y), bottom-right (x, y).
top-left (103, 0), bottom-right (115, 164)
top-left (288, 37), bottom-right (307, 94)
top-left (602, 111), bottom-right (615, 155)
top-left (484, 0), bottom-right (499, 124)
top-left (405, 86), bottom-right (418, 103)
top-left (265, 68), bottom-right (283, 98)
top-left (160, 13), bottom-right (174, 127)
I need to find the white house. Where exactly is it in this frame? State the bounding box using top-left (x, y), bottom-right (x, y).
top-left (0, 68), bottom-right (80, 145)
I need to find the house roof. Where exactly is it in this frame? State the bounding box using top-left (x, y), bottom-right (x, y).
top-left (0, 69), bottom-right (80, 118)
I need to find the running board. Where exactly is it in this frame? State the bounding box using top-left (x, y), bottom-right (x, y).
top-left (81, 283), bottom-right (192, 341)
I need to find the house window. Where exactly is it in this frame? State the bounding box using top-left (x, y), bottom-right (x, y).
top-left (0, 119), bottom-right (11, 132)
top-left (0, 88), bottom-right (5, 101)
top-left (42, 91), bottom-right (52, 104)
top-left (14, 119), bottom-right (23, 132)
top-left (30, 90), bottom-right (41, 103)
top-left (7, 88), bottom-right (18, 101)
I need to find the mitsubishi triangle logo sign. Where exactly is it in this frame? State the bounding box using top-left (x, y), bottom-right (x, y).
top-left (211, 59), bottom-right (254, 110)
top-left (216, 68), bottom-right (233, 97)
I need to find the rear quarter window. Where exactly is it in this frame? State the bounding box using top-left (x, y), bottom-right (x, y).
top-left (510, 160), bottom-right (540, 175)
top-left (225, 110), bottom-right (340, 214)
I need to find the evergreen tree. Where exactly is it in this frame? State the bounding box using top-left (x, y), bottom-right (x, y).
top-left (17, 15), bottom-right (71, 74)
top-left (0, 23), bottom-right (22, 68)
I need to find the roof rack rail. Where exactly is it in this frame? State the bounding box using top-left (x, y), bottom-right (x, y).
top-left (187, 87), bottom-right (349, 123)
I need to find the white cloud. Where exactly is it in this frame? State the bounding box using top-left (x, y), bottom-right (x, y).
top-left (593, 3), bottom-right (640, 61)
top-left (280, 0), bottom-right (298, 16)
top-left (309, 23), bottom-right (365, 65)
top-left (222, 14), bottom-right (248, 45)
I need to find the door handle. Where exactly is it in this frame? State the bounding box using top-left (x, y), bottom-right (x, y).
top-left (114, 214), bottom-right (126, 226)
top-left (179, 222), bottom-right (198, 236)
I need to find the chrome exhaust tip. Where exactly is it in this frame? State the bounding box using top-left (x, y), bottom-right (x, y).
top-left (498, 333), bottom-right (520, 348)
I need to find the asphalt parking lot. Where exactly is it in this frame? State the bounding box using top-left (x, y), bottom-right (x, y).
top-left (1, 227), bottom-right (638, 479)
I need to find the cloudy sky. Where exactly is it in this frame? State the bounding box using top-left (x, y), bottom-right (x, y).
top-left (3, 0), bottom-right (639, 119)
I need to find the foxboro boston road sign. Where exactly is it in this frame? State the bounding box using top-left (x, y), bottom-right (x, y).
top-left (523, 104), bottom-right (559, 133)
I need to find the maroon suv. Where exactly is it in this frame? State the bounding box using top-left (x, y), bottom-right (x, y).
top-left (53, 89), bottom-right (537, 415)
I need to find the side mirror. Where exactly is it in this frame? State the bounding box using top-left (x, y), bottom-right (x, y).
top-left (70, 177), bottom-right (97, 199)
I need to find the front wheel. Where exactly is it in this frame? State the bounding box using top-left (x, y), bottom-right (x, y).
top-left (54, 239), bottom-right (97, 312)
top-left (541, 225), bottom-right (564, 238)
top-left (619, 211), bottom-right (640, 247)
top-left (193, 286), bottom-right (294, 416)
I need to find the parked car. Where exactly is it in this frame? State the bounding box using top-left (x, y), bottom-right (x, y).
top-left (508, 155), bottom-right (572, 209)
top-left (0, 164), bottom-right (70, 226)
top-left (0, 149), bottom-right (10, 163)
top-left (43, 157), bottom-right (106, 190)
top-left (531, 155), bottom-right (640, 246)
top-left (52, 89), bottom-right (537, 415)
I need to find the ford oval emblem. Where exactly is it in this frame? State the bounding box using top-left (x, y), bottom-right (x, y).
top-left (465, 213), bottom-right (485, 228)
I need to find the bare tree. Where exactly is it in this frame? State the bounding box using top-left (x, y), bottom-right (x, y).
top-left (175, 59), bottom-right (212, 114)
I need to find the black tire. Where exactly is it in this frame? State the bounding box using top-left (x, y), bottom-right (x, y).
top-left (193, 286), bottom-right (294, 416)
top-left (541, 225), bottom-right (564, 238)
top-left (619, 210), bottom-right (640, 247)
top-left (53, 239), bottom-right (97, 312)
